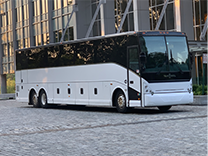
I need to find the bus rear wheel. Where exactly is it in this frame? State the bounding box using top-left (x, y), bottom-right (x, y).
top-left (39, 90), bottom-right (48, 108)
top-left (158, 106), bottom-right (172, 111)
top-left (114, 90), bottom-right (128, 113)
top-left (31, 91), bottom-right (40, 108)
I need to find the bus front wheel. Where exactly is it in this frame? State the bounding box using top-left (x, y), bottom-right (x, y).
top-left (158, 106), bottom-right (172, 111)
top-left (39, 90), bottom-right (48, 108)
top-left (114, 90), bottom-right (128, 113)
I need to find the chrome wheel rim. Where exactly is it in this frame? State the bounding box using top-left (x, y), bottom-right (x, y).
top-left (32, 93), bottom-right (38, 105)
top-left (117, 94), bottom-right (125, 108)
top-left (41, 93), bottom-right (46, 105)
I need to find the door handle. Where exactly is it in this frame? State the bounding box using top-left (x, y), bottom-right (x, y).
top-left (130, 81), bottom-right (134, 84)
top-left (124, 80), bottom-right (127, 84)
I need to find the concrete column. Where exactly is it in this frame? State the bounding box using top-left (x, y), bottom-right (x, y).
top-left (180, 0), bottom-right (194, 40)
top-left (102, 0), bottom-right (114, 35)
top-left (100, 3), bottom-right (105, 36)
top-left (11, 0), bottom-right (17, 50)
top-left (0, 74), bottom-right (7, 94)
top-left (76, 0), bottom-right (91, 39)
top-left (28, 0), bottom-right (35, 46)
top-left (136, 0), bottom-right (150, 31)
top-left (175, 0), bottom-right (181, 32)
top-left (73, 0), bottom-right (78, 40)
top-left (0, 8), bottom-right (3, 75)
top-left (48, 1), bottom-right (54, 43)
top-left (0, 35), bottom-right (6, 94)
top-left (133, 0), bottom-right (139, 31)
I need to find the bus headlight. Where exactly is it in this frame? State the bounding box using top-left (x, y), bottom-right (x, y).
top-left (144, 82), bottom-right (153, 94)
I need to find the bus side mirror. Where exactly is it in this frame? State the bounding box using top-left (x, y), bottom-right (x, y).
top-left (189, 52), bottom-right (193, 62)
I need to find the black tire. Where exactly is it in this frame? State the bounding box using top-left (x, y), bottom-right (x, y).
top-left (158, 106), bottom-right (172, 111)
top-left (30, 91), bottom-right (40, 108)
top-left (39, 90), bottom-right (48, 108)
top-left (114, 90), bottom-right (128, 113)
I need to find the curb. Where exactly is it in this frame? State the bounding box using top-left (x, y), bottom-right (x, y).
top-left (193, 95), bottom-right (207, 105)
top-left (0, 93), bottom-right (15, 100)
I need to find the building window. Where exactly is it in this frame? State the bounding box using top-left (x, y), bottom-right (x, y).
top-left (17, 39), bottom-right (23, 49)
top-left (149, 0), bottom-right (175, 31)
top-left (3, 44), bottom-right (7, 57)
top-left (33, 0), bottom-right (40, 16)
top-left (63, 0), bottom-right (73, 7)
top-left (8, 42), bottom-right (13, 56)
top-left (43, 33), bottom-right (49, 45)
top-left (114, 0), bottom-right (134, 33)
top-left (9, 63), bottom-right (14, 73)
top-left (34, 35), bottom-right (41, 46)
top-left (91, 0), bottom-right (101, 36)
top-left (193, 0), bottom-right (207, 41)
top-left (41, 0), bottom-right (48, 14)
top-left (3, 64), bottom-right (8, 74)
top-left (53, 0), bottom-right (61, 10)
top-left (63, 27), bottom-right (74, 41)
top-left (1, 33), bottom-right (7, 44)
top-left (8, 31), bottom-right (13, 42)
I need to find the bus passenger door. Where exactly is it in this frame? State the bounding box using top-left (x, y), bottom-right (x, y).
top-left (127, 46), bottom-right (141, 107)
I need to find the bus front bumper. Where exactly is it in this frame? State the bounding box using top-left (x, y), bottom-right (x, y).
top-left (144, 92), bottom-right (193, 107)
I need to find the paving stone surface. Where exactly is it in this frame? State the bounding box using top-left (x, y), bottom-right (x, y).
top-left (0, 100), bottom-right (207, 156)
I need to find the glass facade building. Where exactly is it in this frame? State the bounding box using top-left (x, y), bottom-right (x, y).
top-left (0, 0), bottom-right (207, 92)
top-left (192, 0), bottom-right (207, 40)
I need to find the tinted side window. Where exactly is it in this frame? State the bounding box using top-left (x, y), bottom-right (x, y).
top-left (16, 35), bottom-right (138, 70)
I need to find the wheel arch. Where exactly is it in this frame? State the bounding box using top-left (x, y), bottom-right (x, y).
top-left (112, 88), bottom-right (126, 107)
top-left (38, 88), bottom-right (47, 97)
top-left (29, 87), bottom-right (48, 104)
top-left (28, 88), bottom-right (37, 105)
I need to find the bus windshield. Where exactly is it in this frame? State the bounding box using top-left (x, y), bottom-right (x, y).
top-left (139, 35), bottom-right (191, 82)
top-left (139, 36), bottom-right (190, 73)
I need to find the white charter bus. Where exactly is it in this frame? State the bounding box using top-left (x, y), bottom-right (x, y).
top-left (15, 31), bottom-right (193, 112)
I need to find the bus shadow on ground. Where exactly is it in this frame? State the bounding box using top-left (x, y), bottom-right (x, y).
top-left (31, 104), bottom-right (188, 115)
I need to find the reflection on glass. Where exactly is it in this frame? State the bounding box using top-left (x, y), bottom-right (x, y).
top-left (149, 1), bottom-right (175, 30)
top-left (93, 21), bottom-right (101, 36)
top-left (3, 44), bottom-right (8, 56)
top-left (23, 4), bottom-right (29, 20)
top-left (8, 11), bottom-right (12, 25)
top-left (195, 0), bottom-right (200, 25)
top-left (114, 0), bottom-right (134, 32)
top-left (166, 36), bottom-right (189, 71)
top-left (54, 0), bottom-right (61, 10)
top-left (2, 33), bottom-right (7, 43)
top-left (140, 36), bottom-right (167, 72)
top-left (140, 36), bottom-right (190, 73)
top-left (157, 0), bottom-right (164, 5)
top-left (200, 0), bottom-right (207, 24)
top-left (42, 0), bottom-right (45, 14)
top-left (16, 35), bottom-right (138, 70)
top-left (129, 47), bottom-right (139, 72)
top-left (63, 0), bottom-right (68, 7)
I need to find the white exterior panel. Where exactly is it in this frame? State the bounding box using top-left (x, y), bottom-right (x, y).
top-left (16, 63), bottom-right (132, 107)
top-left (16, 62), bottom-right (192, 109)
top-left (143, 79), bottom-right (193, 107)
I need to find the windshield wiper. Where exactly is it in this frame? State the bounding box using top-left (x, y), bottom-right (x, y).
top-left (170, 49), bottom-right (183, 74)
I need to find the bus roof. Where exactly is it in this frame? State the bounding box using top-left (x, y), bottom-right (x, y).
top-left (15, 31), bottom-right (186, 52)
